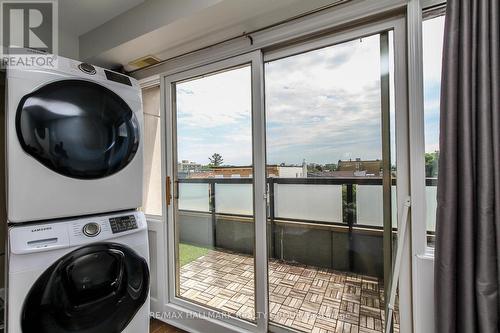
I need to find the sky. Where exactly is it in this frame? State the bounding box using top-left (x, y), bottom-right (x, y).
top-left (176, 66), bottom-right (253, 166)
top-left (422, 15), bottom-right (445, 154)
top-left (176, 16), bottom-right (444, 166)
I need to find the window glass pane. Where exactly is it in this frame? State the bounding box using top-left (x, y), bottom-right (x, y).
top-left (173, 65), bottom-right (256, 322)
top-left (265, 32), bottom-right (395, 332)
top-left (423, 14), bottom-right (445, 247)
top-left (142, 86), bottom-right (162, 216)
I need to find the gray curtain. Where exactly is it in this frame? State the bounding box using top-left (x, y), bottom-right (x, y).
top-left (435, 0), bottom-right (500, 332)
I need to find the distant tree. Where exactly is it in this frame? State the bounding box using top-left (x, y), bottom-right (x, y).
top-left (209, 153), bottom-right (224, 167)
top-left (425, 151), bottom-right (439, 178)
top-left (324, 163), bottom-right (338, 171)
top-left (307, 164), bottom-right (323, 172)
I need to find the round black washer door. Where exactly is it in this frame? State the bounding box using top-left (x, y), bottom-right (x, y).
top-left (16, 79), bottom-right (140, 179)
top-left (21, 243), bottom-right (149, 333)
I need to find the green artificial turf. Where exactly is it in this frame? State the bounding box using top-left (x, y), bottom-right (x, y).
top-left (179, 243), bottom-right (210, 266)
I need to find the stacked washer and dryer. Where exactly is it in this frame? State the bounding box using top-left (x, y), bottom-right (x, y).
top-left (4, 57), bottom-right (150, 333)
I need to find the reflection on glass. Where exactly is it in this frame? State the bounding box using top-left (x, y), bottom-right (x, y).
top-left (265, 33), bottom-right (394, 332)
top-left (423, 15), bottom-right (445, 247)
top-left (173, 66), bottom-right (256, 321)
top-left (142, 86), bottom-right (162, 216)
top-left (17, 80), bottom-right (139, 179)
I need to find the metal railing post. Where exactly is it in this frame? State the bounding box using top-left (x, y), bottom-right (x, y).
top-left (268, 178), bottom-right (276, 259)
top-left (209, 180), bottom-right (217, 248)
top-left (345, 183), bottom-right (355, 271)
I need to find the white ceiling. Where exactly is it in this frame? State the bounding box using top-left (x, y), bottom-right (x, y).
top-left (59, 0), bottom-right (145, 36)
top-left (57, 0), bottom-right (344, 69)
top-left (78, 0), bottom-right (341, 69)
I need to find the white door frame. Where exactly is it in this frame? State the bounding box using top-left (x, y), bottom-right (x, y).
top-left (154, 11), bottom-right (413, 333)
top-left (162, 51), bottom-right (268, 333)
top-left (262, 14), bottom-right (412, 333)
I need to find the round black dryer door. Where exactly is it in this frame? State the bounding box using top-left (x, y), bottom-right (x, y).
top-left (21, 243), bottom-right (149, 333)
top-left (16, 79), bottom-right (140, 179)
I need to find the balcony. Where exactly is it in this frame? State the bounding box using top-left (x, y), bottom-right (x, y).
top-left (180, 249), bottom-right (392, 333)
top-left (174, 176), bottom-right (432, 332)
top-left (177, 177), bottom-right (437, 276)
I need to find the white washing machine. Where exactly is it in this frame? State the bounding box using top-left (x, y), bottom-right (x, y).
top-left (6, 210), bottom-right (150, 333)
top-left (6, 56), bottom-right (143, 223)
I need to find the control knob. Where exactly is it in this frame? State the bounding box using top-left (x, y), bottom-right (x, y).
top-left (83, 222), bottom-right (101, 237)
top-left (78, 62), bottom-right (96, 75)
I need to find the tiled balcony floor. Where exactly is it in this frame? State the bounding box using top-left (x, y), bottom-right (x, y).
top-left (179, 249), bottom-right (399, 333)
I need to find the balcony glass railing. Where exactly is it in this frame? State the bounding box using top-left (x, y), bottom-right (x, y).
top-left (177, 177), bottom-right (437, 234)
top-left (176, 177), bottom-right (437, 276)
top-left (179, 178), bottom-right (436, 220)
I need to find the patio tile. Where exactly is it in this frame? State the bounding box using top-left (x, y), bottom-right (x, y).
top-left (178, 249), bottom-right (396, 333)
top-left (335, 320), bottom-right (359, 333)
top-left (310, 278), bottom-right (329, 293)
top-left (283, 295), bottom-right (304, 309)
top-left (236, 304), bottom-right (255, 320)
top-left (273, 304), bottom-right (298, 325)
top-left (270, 301), bottom-right (282, 315)
top-left (314, 317), bottom-right (337, 332)
top-left (292, 310), bottom-right (317, 332)
top-left (318, 303), bottom-right (340, 320)
top-left (302, 267), bottom-right (318, 279)
top-left (274, 285), bottom-right (292, 297)
top-left (221, 299), bottom-right (244, 313)
top-left (194, 292), bottom-right (214, 304)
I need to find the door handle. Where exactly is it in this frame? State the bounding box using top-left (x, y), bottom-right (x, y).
top-left (174, 180), bottom-right (180, 200)
top-left (166, 177), bottom-right (172, 206)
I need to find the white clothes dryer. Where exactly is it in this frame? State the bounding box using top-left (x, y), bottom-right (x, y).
top-left (6, 56), bottom-right (143, 222)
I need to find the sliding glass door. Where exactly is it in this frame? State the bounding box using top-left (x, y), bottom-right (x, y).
top-left (162, 17), bottom-right (409, 333)
top-left (164, 52), bottom-right (268, 332)
top-left (264, 27), bottom-right (403, 333)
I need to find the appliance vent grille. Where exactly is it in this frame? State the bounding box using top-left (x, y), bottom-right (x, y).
top-left (129, 55), bottom-right (161, 69)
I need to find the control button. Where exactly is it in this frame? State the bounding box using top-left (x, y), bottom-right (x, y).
top-left (82, 223), bottom-right (101, 237)
top-left (109, 215), bottom-right (138, 233)
top-left (78, 63), bottom-right (96, 75)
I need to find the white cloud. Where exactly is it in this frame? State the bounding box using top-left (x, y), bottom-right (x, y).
top-left (176, 66), bottom-right (252, 129)
top-left (176, 66), bottom-right (253, 165)
top-left (174, 33), bottom-right (415, 166)
top-left (423, 16), bottom-right (445, 84)
top-left (265, 35), bottom-right (383, 164)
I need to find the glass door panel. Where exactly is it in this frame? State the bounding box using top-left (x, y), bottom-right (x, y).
top-left (172, 65), bottom-right (256, 322)
top-left (264, 31), bottom-right (396, 333)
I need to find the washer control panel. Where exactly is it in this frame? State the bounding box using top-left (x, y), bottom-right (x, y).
top-left (109, 215), bottom-right (138, 234)
top-left (10, 211), bottom-right (147, 254)
top-left (82, 222), bottom-right (101, 237)
top-left (78, 62), bottom-right (96, 75)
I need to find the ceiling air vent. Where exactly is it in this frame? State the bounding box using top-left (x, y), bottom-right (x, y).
top-left (128, 55), bottom-right (161, 69)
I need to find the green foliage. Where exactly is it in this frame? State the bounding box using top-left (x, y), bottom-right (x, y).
top-left (208, 153), bottom-right (224, 167)
top-left (425, 151), bottom-right (439, 178)
top-left (324, 163), bottom-right (338, 171)
top-left (307, 164), bottom-right (323, 172)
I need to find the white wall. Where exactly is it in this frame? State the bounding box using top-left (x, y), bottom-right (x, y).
top-left (277, 166), bottom-right (305, 178)
top-left (58, 29), bottom-right (79, 60)
top-left (416, 254), bottom-right (435, 333)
